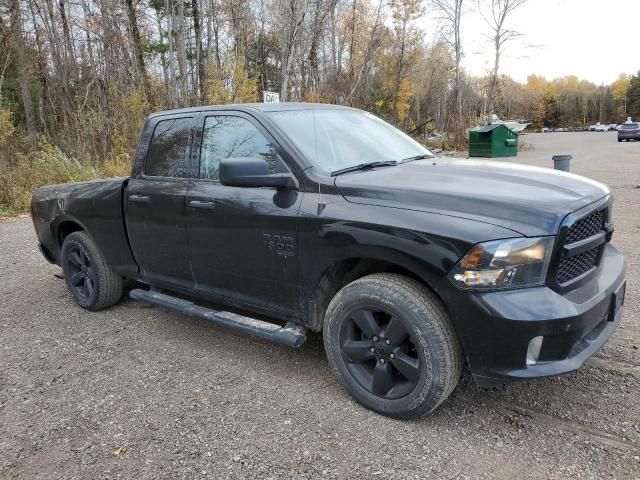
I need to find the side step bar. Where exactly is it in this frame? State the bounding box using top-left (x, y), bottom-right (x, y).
top-left (130, 289), bottom-right (307, 348)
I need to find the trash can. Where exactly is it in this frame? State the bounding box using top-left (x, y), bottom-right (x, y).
top-left (552, 155), bottom-right (572, 172)
top-left (469, 124), bottom-right (519, 158)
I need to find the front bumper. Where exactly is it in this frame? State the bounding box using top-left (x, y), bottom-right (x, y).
top-left (444, 243), bottom-right (626, 387)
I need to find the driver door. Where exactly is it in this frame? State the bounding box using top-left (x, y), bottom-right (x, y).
top-left (186, 112), bottom-right (303, 318)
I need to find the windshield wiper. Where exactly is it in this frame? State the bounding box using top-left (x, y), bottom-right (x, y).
top-left (398, 153), bottom-right (434, 164)
top-left (331, 160), bottom-right (398, 176)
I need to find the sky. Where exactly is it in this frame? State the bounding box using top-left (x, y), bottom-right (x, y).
top-left (423, 0), bottom-right (640, 85)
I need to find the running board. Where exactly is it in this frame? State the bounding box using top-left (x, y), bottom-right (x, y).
top-left (129, 289), bottom-right (307, 348)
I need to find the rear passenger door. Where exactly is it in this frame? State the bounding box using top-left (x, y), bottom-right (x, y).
top-left (125, 115), bottom-right (195, 289)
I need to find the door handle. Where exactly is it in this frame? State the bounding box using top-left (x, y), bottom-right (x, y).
top-left (129, 194), bottom-right (151, 204)
top-left (189, 200), bottom-right (216, 209)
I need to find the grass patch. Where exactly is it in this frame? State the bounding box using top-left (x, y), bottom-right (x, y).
top-left (0, 203), bottom-right (17, 217)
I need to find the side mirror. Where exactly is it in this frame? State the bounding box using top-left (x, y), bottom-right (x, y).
top-left (219, 157), bottom-right (297, 190)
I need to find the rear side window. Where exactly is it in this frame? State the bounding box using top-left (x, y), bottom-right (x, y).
top-left (200, 116), bottom-right (277, 181)
top-left (145, 117), bottom-right (192, 177)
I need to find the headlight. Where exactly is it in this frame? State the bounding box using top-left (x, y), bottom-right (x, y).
top-left (449, 237), bottom-right (554, 290)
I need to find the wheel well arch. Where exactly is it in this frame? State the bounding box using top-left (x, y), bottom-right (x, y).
top-left (55, 220), bottom-right (85, 246)
top-left (304, 257), bottom-right (442, 332)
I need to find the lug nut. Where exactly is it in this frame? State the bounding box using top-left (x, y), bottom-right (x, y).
top-left (385, 339), bottom-right (391, 345)
top-left (379, 358), bottom-right (385, 364)
top-left (390, 353), bottom-right (395, 359)
top-left (373, 336), bottom-right (379, 342)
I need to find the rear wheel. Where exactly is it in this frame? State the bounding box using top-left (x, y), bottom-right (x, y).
top-left (61, 231), bottom-right (123, 310)
top-left (323, 273), bottom-right (463, 419)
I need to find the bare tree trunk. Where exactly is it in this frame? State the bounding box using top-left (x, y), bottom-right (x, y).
top-left (346, 0), bottom-right (384, 105)
top-left (278, 0), bottom-right (305, 101)
top-left (9, 0), bottom-right (36, 136)
top-left (58, 0), bottom-right (77, 81)
top-left (192, 0), bottom-right (206, 102)
top-left (175, 0), bottom-right (188, 106)
top-left (329, 6), bottom-right (337, 84)
top-left (477, 0), bottom-right (529, 118)
top-left (165, 0), bottom-right (177, 106)
top-left (124, 0), bottom-right (150, 101)
top-left (432, 0), bottom-right (466, 147)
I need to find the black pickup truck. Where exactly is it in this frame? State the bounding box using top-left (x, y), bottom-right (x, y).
top-left (31, 103), bottom-right (626, 418)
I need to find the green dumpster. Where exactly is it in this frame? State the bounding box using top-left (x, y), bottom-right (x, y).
top-left (468, 124), bottom-right (519, 157)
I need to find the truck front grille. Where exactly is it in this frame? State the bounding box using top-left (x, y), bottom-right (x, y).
top-left (556, 247), bottom-right (599, 284)
top-left (555, 207), bottom-right (608, 286)
top-left (564, 209), bottom-right (604, 244)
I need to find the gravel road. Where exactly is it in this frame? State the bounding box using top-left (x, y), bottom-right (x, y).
top-left (1, 131), bottom-right (639, 479)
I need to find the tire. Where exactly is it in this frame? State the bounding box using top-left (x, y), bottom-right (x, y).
top-left (323, 273), bottom-right (463, 419)
top-left (618, 139), bottom-right (622, 142)
top-left (61, 231), bottom-right (123, 311)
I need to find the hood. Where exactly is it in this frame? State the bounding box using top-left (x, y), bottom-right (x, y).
top-left (334, 158), bottom-right (610, 236)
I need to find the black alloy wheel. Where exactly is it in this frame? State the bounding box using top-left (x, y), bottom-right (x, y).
top-left (65, 244), bottom-right (96, 300)
top-left (323, 273), bottom-right (463, 419)
top-left (61, 231), bottom-right (123, 310)
top-left (340, 307), bottom-right (420, 399)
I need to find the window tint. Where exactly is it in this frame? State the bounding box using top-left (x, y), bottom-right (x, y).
top-left (145, 117), bottom-right (192, 177)
top-left (200, 116), bottom-right (278, 180)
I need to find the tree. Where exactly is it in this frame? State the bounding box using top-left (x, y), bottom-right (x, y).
top-left (431, 0), bottom-right (466, 147)
top-left (0, 0), bottom-right (636, 194)
top-left (8, 0), bottom-right (36, 136)
top-left (611, 73), bottom-right (630, 118)
top-left (476, 0), bottom-right (528, 119)
top-left (628, 72), bottom-right (640, 120)
top-left (387, 0), bottom-right (422, 124)
top-left (123, 0), bottom-right (150, 102)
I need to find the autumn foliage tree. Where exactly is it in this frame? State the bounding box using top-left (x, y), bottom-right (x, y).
top-left (0, 0), bottom-right (636, 213)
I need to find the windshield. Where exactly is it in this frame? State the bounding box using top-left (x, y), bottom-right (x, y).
top-left (267, 109), bottom-right (432, 174)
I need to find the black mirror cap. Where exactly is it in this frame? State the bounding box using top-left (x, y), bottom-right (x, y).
top-left (219, 157), bottom-right (297, 190)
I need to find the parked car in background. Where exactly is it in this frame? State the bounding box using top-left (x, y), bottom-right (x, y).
top-left (618, 122), bottom-right (640, 142)
top-left (594, 124), bottom-right (609, 132)
top-left (608, 124), bottom-right (618, 131)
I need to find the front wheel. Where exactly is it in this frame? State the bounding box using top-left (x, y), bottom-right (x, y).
top-left (61, 231), bottom-right (123, 311)
top-left (323, 273), bottom-right (463, 419)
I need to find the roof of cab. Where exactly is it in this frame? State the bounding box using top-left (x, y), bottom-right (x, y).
top-left (147, 102), bottom-right (357, 119)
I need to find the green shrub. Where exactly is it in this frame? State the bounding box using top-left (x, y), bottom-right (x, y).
top-left (0, 139), bottom-right (100, 213)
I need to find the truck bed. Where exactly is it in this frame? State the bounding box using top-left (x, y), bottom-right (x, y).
top-left (31, 178), bottom-right (138, 277)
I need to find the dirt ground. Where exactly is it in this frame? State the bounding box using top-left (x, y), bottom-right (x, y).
top-left (1, 131), bottom-right (639, 479)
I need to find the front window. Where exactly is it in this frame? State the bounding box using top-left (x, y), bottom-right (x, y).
top-left (200, 115), bottom-right (278, 181)
top-left (267, 109), bottom-right (432, 174)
